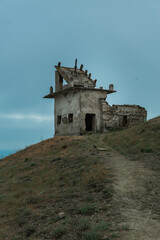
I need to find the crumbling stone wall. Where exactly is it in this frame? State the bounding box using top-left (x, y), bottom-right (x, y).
top-left (101, 102), bottom-right (147, 129)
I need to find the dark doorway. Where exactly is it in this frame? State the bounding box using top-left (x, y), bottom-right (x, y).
top-left (85, 114), bottom-right (96, 131)
top-left (122, 115), bottom-right (128, 127)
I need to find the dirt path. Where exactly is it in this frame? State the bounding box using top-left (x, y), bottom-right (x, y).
top-left (108, 153), bottom-right (160, 240)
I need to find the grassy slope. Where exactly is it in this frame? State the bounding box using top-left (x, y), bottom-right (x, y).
top-left (0, 136), bottom-right (115, 240)
top-left (104, 116), bottom-right (160, 154)
top-left (1, 116), bottom-right (160, 240)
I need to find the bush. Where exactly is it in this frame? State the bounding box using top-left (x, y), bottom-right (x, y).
top-left (80, 204), bottom-right (95, 215)
top-left (16, 216), bottom-right (27, 226)
top-left (24, 225), bottom-right (35, 237)
top-left (94, 221), bottom-right (111, 231)
top-left (83, 231), bottom-right (100, 240)
top-left (30, 162), bottom-right (37, 167)
top-left (121, 224), bottom-right (130, 230)
top-left (102, 188), bottom-right (113, 198)
top-left (111, 232), bottom-right (120, 238)
top-left (141, 146), bottom-right (153, 153)
top-left (12, 235), bottom-right (22, 240)
top-left (24, 158), bottom-right (29, 162)
top-left (52, 225), bottom-right (66, 238)
top-left (25, 196), bottom-right (38, 204)
top-left (21, 208), bottom-right (30, 216)
top-left (77, 219), bottom-right (90, 231)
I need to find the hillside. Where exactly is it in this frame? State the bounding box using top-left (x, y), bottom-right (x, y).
top-left (0, 136), bottom-right (117, 240)
top-left (0, 117), bottom-right (160, 240)
top-left (105, 116), bottom-right (160, 154)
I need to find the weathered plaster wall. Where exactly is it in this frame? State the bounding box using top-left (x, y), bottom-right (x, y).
top-left (55, 91), bottom-right (80, 135)
top-left (79, 90), bottom-right (107, 134)
top-left (54, 88), bottom-right (147, 135)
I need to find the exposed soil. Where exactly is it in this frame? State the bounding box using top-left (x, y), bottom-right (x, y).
top-left (107, 152), bottom-right (160, 240)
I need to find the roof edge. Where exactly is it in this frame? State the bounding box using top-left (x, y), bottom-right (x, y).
top-left (43, 87), bottom-right (116, 99)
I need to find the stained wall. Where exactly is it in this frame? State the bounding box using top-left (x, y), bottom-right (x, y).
top-left (54, 91), bottom-right (80, 135)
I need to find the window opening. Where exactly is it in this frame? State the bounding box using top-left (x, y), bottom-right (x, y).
top-left (122, 115), bottom-right (128, 127)
top-left (68, 113), bottom-right (73, 123)
top-left (57, 115), bottom-right (62, 125)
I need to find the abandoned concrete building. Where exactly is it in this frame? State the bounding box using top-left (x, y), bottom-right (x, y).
top-left (44, 61), bottom-right (147, 135)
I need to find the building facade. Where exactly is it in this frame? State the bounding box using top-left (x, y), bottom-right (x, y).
top-left (44, 62), bottom-right (147, 135)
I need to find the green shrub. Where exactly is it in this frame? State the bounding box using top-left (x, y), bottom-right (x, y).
top-left (102, 188), bottom-right (113, 198)
top-left (77, 219), bottom-right (90, 231)
top-left (83, 231), bottom-right (100, 240)
top-left (111, 232), bottom-right (120, 238)
top-left (30, 162), bottom-right (37, 167)
top-left (80, 204), bottom-right (95, 215)
top-left (141, 146), bottom-right (153, 153)
top-left (25, 196), bottom-right (38, 204)
top-left (24, 225), bottom-right (35, 237)
top-left (22, 208), bottom-right (30, 216)
top-left (12, 235), bottom-right (22, 240)
top-left (94, 221), bottom-right (111, 231)
top-left (16, 216), bottom-right (27, 226)
top-left (121, 224), bottom-right (130, 230)
top-left (24, 158), bottom-right (29, 162)
top-left (52, 225), bottom-right (66, 238)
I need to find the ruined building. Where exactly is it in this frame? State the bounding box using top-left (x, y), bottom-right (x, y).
top-left (44, 61), bottom-right (147, 135)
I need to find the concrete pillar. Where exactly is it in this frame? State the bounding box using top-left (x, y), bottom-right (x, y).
top-left (109, 84), bottom-right (114, 91)
top-left (55, 71), bottom-right (63, 92)
top-left (99, 98), bottom-right (105, 132)
top-left (85, 70), bottom-right (88, 75)
top-left (88, 73), bottom-right (91, 79)
top-left (50, 86), bottom-right (53, 94)
top-left (80, 64), bottom-right (83, 70)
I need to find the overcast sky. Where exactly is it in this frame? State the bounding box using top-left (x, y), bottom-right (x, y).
top-left (0, 0), bottom-right (160, 150)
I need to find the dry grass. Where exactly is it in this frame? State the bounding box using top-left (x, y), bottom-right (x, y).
top-left (103, 116), bottom-right (160, 154)
top-left (1, 117), bottom-right (159, 239)
top-left (0, 135), bottom-right (114, 240)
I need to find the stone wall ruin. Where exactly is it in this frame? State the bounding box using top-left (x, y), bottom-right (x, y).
top-left (101, 102), bottom-right (147, 129)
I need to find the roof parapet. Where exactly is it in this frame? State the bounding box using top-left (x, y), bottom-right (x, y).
top-left (80, 64), bottom-right (83, 70)
top-left (50, 86), bottom-right (53, 94)
top-left (84, 70), bottom-right (88, 75)
top-left (88, 73), bottom-right (91, 79)
top-left (109, 84), bottom-right (114, 91)
top-left (74, 59), bottom-right (77, 72)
